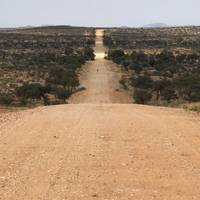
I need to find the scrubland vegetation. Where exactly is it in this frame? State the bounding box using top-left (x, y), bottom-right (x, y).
top-left (104, 27), bottom-right (200, 107)
top-left (0, 26), bottom-right (95, 106)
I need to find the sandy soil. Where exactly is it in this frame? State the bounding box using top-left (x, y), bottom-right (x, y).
top-left (0, 30), bottom-right (200, 200)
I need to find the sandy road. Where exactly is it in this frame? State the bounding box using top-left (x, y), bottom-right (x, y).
top-left (69, 30), bottom-right (132, 104)
top-left (0, 30), bottom-right (200, 200)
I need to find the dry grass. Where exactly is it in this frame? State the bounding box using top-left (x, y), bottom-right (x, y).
top-left (182, 102), bottom-right (200, 112)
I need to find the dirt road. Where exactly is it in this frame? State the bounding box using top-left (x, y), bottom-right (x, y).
top-left (69, 30), bottom-right (132, 104)
top-left (0, 30), bottom-right (200, 200)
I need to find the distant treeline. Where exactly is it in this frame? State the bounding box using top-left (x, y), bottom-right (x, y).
top-left (104, 27), bottom-right (200, 50)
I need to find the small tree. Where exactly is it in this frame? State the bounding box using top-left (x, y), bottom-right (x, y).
top-left (84, 47), bottom-right (95, 60)
top-left (108, 49), bottom-right (126, 64)
top-left (160, 87), bottom-right (177, 103)
top-left (47, 67), bottom-right (80, 93)
top-left (175, 74), bottom-right (200, 102)
top-left (65, 47), bottom-right (74, 56)
top-left (157, 50), bottom-right (175, 64)
top-left (16, 83), bottom-right (48, 105)
top-left (103, 36), bottom-right (114, 48)
top-left (54, 87), bottom-right (70, 103)
top-left (153, 79), bottom-right (172, 100)
top-left (0, 94), bottom-right (13, 105)
top-left (131, 75), bottom-right (153, 90)
top-left (129, 62), bottom-right (143, 73)
top-left (134, 89), bottom-right (152, 104)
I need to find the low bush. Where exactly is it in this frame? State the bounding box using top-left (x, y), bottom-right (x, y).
top-left (134, 89), bottom-right (152, 104)
top-left (0, 94), bottom-right (14, 105)
top-left (16, 83), bottom-right (48, 105)
top-left (131, 75), bottom-right (153, 90)
top-left (84, 47), bottom-right (95, 60)
top-left (53, 87), bottom-right (70, 103)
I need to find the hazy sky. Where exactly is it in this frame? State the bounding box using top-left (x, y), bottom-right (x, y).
top-left (0, 0), bottom-right (199, 27)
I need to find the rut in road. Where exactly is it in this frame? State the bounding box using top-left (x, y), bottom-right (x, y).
top-left (0, 30), bottom-right (200, 200)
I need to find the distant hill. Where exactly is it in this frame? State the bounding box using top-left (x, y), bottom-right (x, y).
top-left (0, 26), bottom-right (34, 31)
top-left (143, 23), bottom-right (169, 28)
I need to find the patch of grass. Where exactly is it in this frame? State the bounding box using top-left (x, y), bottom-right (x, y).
top-left (182, 103), bottom-right (200, 112)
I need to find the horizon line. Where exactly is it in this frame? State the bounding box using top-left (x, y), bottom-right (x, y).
top-left (1, 24), bottom-right (200, 29)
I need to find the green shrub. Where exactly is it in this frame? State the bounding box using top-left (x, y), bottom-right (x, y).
top-left (0, 94), bottom-right (14, 105)
top-left (160, 87), bottom-right (177, 102)
top-left (17, 83), bottom-right (45, 99)
top-left (16, 83), bottom-right (48, 105)
top-left (47, 67), bottom-right (80, 93)
top-left (54, 87), bottom-right (70, 103)
top-left (175, 74), bottom-right (200, 102)
top-left (84, 47), bottom-right (95, 60)
top-left (134, 89), bottom-right (152, 104)
top-left (103, 35), bottom-right (114, 48)
top-left (131, 75), bottom-right (153, 90)
top-left (108, 49), bottom-right (126, 64)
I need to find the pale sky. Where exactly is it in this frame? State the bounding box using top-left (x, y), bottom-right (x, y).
top-left (0, 0), bottom-right (199, 27)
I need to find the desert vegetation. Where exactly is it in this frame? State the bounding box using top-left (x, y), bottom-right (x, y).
top-left (104, 26), bottom-right (200, 50)
top-left (0, 26), bottom-right (95, 106)
top-left (104, 27), bottom-right (200, 107)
